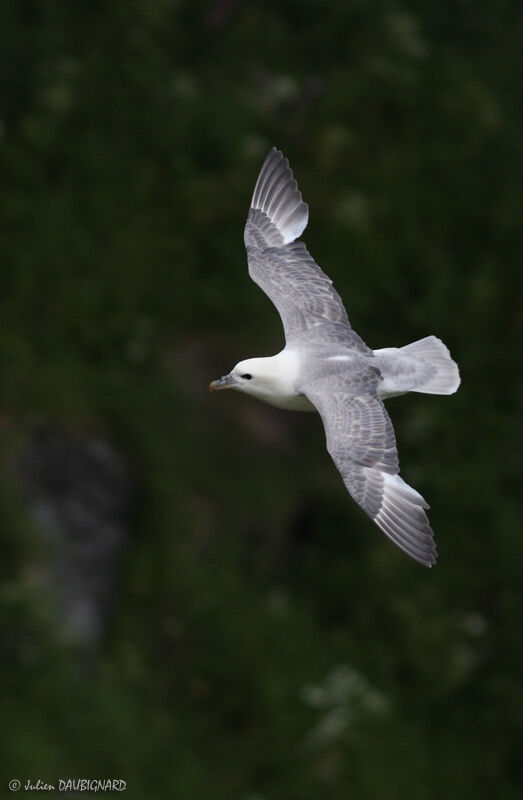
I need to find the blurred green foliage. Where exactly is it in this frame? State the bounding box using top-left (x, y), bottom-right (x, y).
top-left (0, 1), bottom-right (522, 798)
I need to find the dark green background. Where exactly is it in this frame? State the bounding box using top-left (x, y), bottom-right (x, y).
top-left (1, 2), bottom-right (521, 798)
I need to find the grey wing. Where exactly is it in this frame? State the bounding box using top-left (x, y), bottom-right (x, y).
top-left (244, 148), bottom-right (371, 353)
top-left (303, 376), bottom-right (437, 567)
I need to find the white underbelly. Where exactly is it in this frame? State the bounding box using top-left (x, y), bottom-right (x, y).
top-left (265, 393), bottom-right (316, 412)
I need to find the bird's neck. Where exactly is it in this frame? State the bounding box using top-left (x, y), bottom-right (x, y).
top-left (243, 349), bottom-right (314, 411)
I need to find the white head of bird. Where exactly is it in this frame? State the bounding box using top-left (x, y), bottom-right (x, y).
top-left (209, 350), bottom-right (312, 411)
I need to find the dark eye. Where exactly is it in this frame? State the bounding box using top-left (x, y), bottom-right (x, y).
top-left (241, 373), bottom-right (252, 380)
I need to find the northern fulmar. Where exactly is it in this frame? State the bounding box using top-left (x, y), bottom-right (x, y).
top-left (210, 148), bottom-right (460, 566)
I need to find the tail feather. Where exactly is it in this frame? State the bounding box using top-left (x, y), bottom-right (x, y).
top-left (400, 336), bottom-right (460, 395)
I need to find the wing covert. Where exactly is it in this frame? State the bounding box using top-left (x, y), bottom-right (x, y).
top-left (303, 380), bottom-right (437, 566)
top-left (244, 149), bottom-right (370, 353)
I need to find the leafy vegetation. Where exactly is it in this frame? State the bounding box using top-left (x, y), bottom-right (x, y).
top-left (0, 1), bottom-right (521, 798)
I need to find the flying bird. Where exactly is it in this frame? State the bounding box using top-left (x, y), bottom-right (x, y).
top-left (210, 148), bottom-right (460, 566)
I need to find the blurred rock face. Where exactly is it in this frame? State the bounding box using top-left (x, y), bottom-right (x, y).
top-left (20, 427), bottom-right (132, 648)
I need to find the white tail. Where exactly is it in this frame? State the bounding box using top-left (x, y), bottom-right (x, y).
top-left (400, 336), bottom-right (461, 395)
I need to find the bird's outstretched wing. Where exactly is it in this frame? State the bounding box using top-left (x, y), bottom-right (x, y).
top-left (244, 148), bottom-right (371, 353)
top-left (302, 373), bottom-right (437, 566)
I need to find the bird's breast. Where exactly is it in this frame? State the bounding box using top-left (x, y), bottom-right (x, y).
top-left (263, 392), bottom-right (316, 412)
